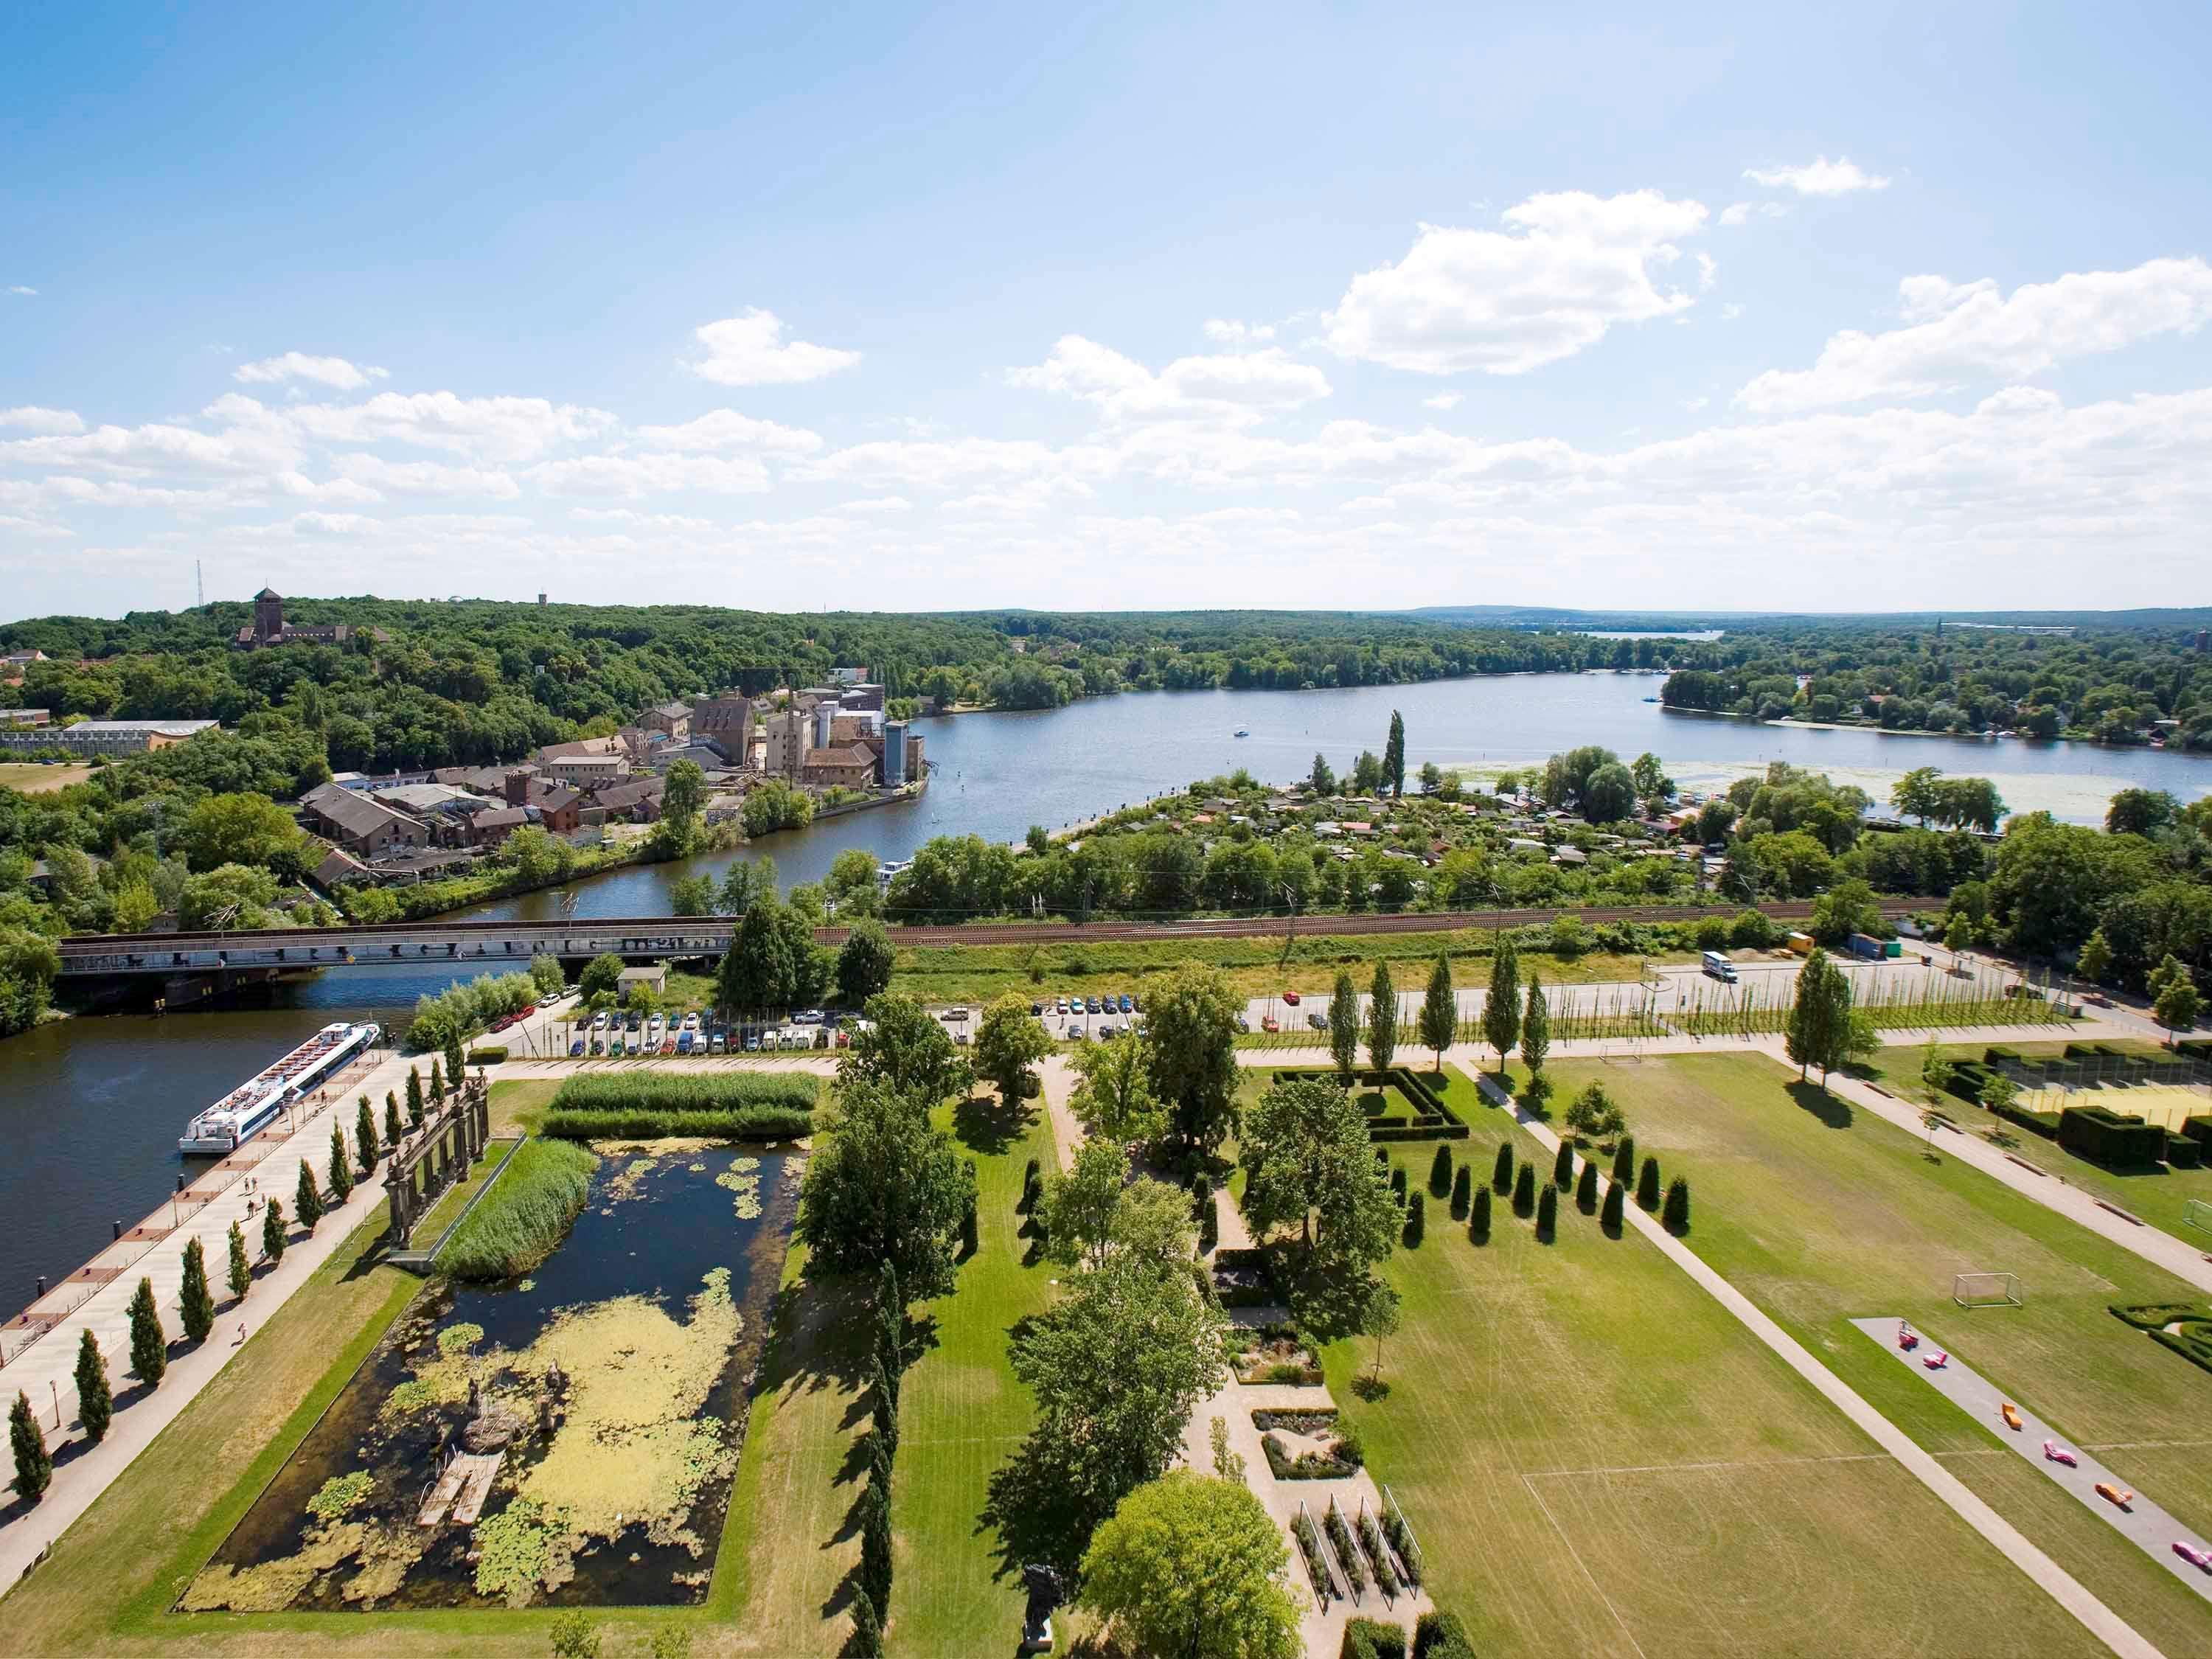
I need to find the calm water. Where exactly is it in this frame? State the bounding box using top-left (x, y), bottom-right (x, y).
top-left (4, 670), bottom-right (2208, 1305)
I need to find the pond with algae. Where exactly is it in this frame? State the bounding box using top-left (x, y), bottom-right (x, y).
top-left (186, 1146), bottom-right (801, 1612)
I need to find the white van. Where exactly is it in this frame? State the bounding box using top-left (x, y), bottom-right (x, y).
top-left (1701, 950), bottom-right (1738, 983)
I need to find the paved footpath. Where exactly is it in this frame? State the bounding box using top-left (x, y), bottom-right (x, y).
top-left (1464, 1059), bottom-right (2168, 1659)
top-left (1851, 1318), bottom-right (2212, 1605)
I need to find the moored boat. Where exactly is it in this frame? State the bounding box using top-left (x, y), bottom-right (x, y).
top-left (179, 1021), bottom-right (380, 1155)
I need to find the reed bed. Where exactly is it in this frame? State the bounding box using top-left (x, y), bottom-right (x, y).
top-left (439, 1138), bottom-right (600, 1281)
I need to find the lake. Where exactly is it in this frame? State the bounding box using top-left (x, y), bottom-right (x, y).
top-left (2, 669), bottom-right (2205, 1307)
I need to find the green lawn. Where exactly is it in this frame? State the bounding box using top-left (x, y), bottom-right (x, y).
top-left (1541, 1051), bottom-right (2212, 1659)
top-left (1855, 1037), bottom-right (2212, 1250)
top-left (1323, 1067), bottom-right (2107, 1659)
top-left (407, 1135), bottom-right (515, 1247)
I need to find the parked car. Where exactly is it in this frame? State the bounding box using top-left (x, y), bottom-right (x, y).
top-left (1118, 994), bottom-right (1133, 1012)
top-left (744, 1034), bottom-right (760, 1052)
top-left (1310, 1010), bottom-right (1329, 1031)
top-left (710, 1034), bottom-right (726, 1054)
top-left (1262, 1015), bottom-right (1280, 1032)
top-left (1100, 1022), bottom-right (1119, 1039)
top-left (1086, 995), bottom-right (1102, 1014)
top-left (591, 1011), bottom-right (611, 1029)
top-left (589, 1037), bottom-right (605, 1056)
top-left (569, 1038), bottom-right (585, 1057)
top-left (1282, 990), bottom-right (1301, 1005)
top-left (677, 1031), bottom-right (693, 1054)
top-left (683, 1012), bottom-right (700, 1029)
top-left (1055, 996), bottom-right (1069, 1014)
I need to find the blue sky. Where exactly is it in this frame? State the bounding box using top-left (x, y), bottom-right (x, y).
top-left (5, 1), bottom-right (2211, 618)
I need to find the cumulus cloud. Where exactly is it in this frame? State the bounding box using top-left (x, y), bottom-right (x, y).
top-left (0, 406), bottom-right (85, 435)
top-left (1422, 393), bottom-right (1464, 411)
top-left (687, 308), bottom-right (860, 386)
top-left (1743, 156), bottom-right (1890, 196)
top-left (234, 352), bottom-right (390, 390)
top-left (1009, 336), bottom-right (1330, 424)
top-left (1737, 256), bottom-right (2212, 413)
top-left (1323, 191), bottom-right (1710, 375)
top-left (1202, 319), bottom-right (1276, 346)
top-left (524, 451), bottom-right (774, 498)
top-left (633, 409), bottom-right (824, 454)
top-left (6, 286), bottom-right (35, 297)
top-left (282, 391), bottom-right (617, 460)
top-left (331, 454), bottom-right (521, 499)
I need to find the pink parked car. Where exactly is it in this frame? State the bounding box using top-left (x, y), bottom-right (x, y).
top-left (2174, 1541), bottom-right (2212, 1572)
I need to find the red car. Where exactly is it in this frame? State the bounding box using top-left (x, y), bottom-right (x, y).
top-left (1262, 1015), bottom-right (1280, 1032)
top-left (1282, 990), bottom-right (1301, 1006)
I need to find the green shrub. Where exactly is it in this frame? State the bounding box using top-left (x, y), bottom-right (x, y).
top-left (1600, 1178), bottom-right (1624, 1234)
top-left (1390, 1166), bottom-right (1408, 1204)
top-left (1637, 1155), bottom-right (1661, 1211)
top-left (548, 1071), bottom-right (818, 1116)
top-left (1612, 1134), bottom-right (1635, 1189)
top-left (1552, 1137), bottom-right (1575, 1189)
top-left (1512, 1163), bottom-right (1535, 1217)
top-left (1341, 1617), bottom-right (1405, 1659)
top-left (1449, 1164), bottom-right (1471, 1220)
top-left (1427, 1144), bottom-right (1453, 1197)
top-left (2166, 1133), bottom-right (2202, 1170)
top-left (1535, 1183), bottom-right (1557, 1242)
top-left (439, 1140), bottom-right (600, 1280)
top-left (1469, 1183), bottom-right (1491, 1243)
top-left (2057, 1105), bottom-right (2166, 1166)
top-left (1402, 1191), bottom-right (1425, 1248)
top-left (1575, 1158), bottom-right (1599, 1212)
top-left (1662, 1175), bottom-right (1691, 1234)
top-left (1492, 1141), bottom-right (1514, 1195)
top-left (465, 1046), bottom-right (508, 1066)
top-left (1413, 1610), bottom-right (1476, 1659)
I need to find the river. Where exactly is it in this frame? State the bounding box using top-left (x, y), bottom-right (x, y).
top-left (2, 670), bottom-right (2205, 1307)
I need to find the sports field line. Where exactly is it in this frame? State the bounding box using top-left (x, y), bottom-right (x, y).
top-left (1520, 1472), bottom-right (1654, 1659)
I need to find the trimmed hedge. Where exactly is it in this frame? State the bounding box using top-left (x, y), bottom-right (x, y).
top-left (2058, 1105), bottom-right (2167, 1167)
top-left (1414, 1611), bottom-right (1477, 1659)
top-left (541, 1105), bottom-right (813, 1141)
top-left (465, 1046), bottom-right (509, 1065)
top-left (2166, 1133), bottom-right (2202, 1170)
top-left (549, 1071), bottom-right (820, 1114)
top-left (1274, 1066), bottom-right (1471, 1143)
top-left (1990, 1100), bottom-right (2062, 1140)
top-left (1343, 1618), bottom-right (1405, 1659)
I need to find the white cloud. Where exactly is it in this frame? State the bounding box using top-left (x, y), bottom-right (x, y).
top-left (1695, 252), bottom-right (1717, 291)
top-left (1719, 200), bottom-right (1790, 229)
top-left (0, 406), bottom-right (85, 435)
top-left (838, 495), bottom-right (912, 513)
top-left (289, 511), bottom-right (380, 537)
top-left (1202, 319), bottom-right (1276, 346)
top-left (1323, 191), bottom-right (1710, 375)
top-left (0, 414), bottom-right (299, 476)
top-left (1009, 336), bottom-right (1329, 424)
top-left (687, 308), bottom-right (860, 386)
top-left (633, 409), bottom-right (824, 454)
top-left (1721, 303), bottom-right (1744, 321)
top-left (0, 514), bottom-right (72, 538)
top-left (1422, 393), bottom-right (1464, 411)
top-left (6, 286), bottom-right (35, 297)
top-left (233, 352), bottom-right (390, 390)
top-left (1743, 156), bottom-right (1890, 196)
top-left (524, 451), bottom-right (774, 498)
top-left (332, 454), bottom-right (521, 499)
top-left (1683, 396), bottom-right (1710, 411)
top-left (1738, 257), bottom-right (2212, 413)
top-left (283, 391), bottom-right (617, 460)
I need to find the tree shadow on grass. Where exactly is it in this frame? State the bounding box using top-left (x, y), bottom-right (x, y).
top-left (979, 1427), bottom-right (1111, 1587)
top-left (955, 1092), bottom-right (1037, 1156)
top-left (1786, 1080), bottom-right (1853, 1129)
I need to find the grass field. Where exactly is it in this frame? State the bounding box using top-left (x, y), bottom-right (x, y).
top-left (1540, 1051), bottom-right (2212, 1658)
top-left (1320, 1065), bottom-right (2107, 1659)
top-left (405, 1135), bottom-right (511, 1245)
top-left (0, 762), bottom-right (93, 793)
top-left (1855, 1037), bottom-right (2212, 1252)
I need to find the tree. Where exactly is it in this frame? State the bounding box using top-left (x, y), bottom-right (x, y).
top-left (2152, 955), bottom-right (2202, 1043)
top-left (1078, 1472), bottom-right (1301, 1659)
top-left (2076, 928), bottom-right (2114, 987)
top-left (1363, 1279), bottom-right (1402, 1382)
top-left (9, 1391), bottom-right (49, 1503)
top-left (1352, 751), bottom-right (1384, 794)
top-left (443, 1030), bottom-right (466, 1093)
top-left (2107, 787), bottom-right (2180, 839)
top-left (841, 992), bottom-right (973, 1107)
top-left (295, 1158), bottom-right (323, 1234)
top-left (1143, 964), bottom-right (1242, 1157)
top-left (226, 1218), bottom-right (251, 1302)
top-left (717, 892), bottom-right (806, 1014)
top-left (661, 758), bottom-right (707, 829)
top-left (1662, 1177), bottom-right (1692, 1234)
top-left (847, 1586), bottom-right (884, 1659)
top-left (1009, 1248), bottom-right (1229, 1556)
top-left (1784, 948), bottom-right (1851, 1085)
top-left (1637, 1155), bottom-right (1661, 1211)
top-left (327, 1124), bottom-right (353, 1203)
top-left (835, 919), bottom-right (897, 1007)
top-left (668, 873), bottom-right (716, 916)
top-left (1418, 760), bottom-right (1444, 796)
top-left (178, 1235), bottom-right (215, 1343)
top-left (1237, 1077), bottom-right (1399, 1268)
top-left (1308, 753), bottom-right (1337, 797)
top-left (1551, 1138), bottom-right (1576, 1189)
top-left (1535, 1183), bottom-right (1558, 1241)
top-left (1564, 1082), bottom-right (1624, 1141)
top-left (1366, 960), bottom-right (1397, 1072)
top-left (1520, 973), bottom-right (1550, 1080)
top-left (1809, 878), bottom-right (1882, 947)
top-left (577, 953), bottom-right (625, 1004)
top-left (796, 1077), bottom-right (973, 1298)
top-left (74, 1328), bottom-right (112, 1444)
top-left (974, 992), bottom-right (1052, 1106)
top-left (385, 1091), bottom-right (403, 1147)
top-left (1981, 1069), bottom-right (2020, 1117)
top-left (1512, 1164), bottom-right (1535, 1217)
top-left (1419, 955), bottom-right (1455, 1071)
top-left (1470, 1183), bottom-right (1492, 1242)
top-left (405, 1065), bottom-right (425, 1129)
top-left (1482, 941), bottom-right (1521, 1072)
top-left (529, 952), bottom-right (566, 999)
top-left (1427, 1144), bottom-right (1453, 1198)
top-left (1892, 767), bottom-right (1944, 827)
top-left (1039, 1138), bottom-right (1132, 1270)
top-left (549, 1610), bottom-right (602, 1659)
top-left (1068, 1032), bottom-right (1166, 1144)
top-left (262, 1197), bottom-right (287, 1263)
top-left (1581, 762), bottom-right (1637, 824)
top-left (858, 1481), bottom-right (894, 1613)
top-left (1492, 1141), bottom-right (1514, 1195)
top-left (179, 790), bottom-right (305, 873)
top-left (1382, 710), bottom-right (1406, 798)
top-left (1631, 751), bottom-right (1674, 811)
top-left (1611, 1135), bottom-right (1636, 1190)
top-left (1920, 1045), bottom-right (1955, 1104)
top-left (1450, 1164), bottom-right (1472, 1219)
top-left (356, 1095), bottom-right (379, 1172)
top-left (1575, 1158), bottom-right (1599, 1212)
top-left (1600, 1178), bottom-right (1625, 1234)
top-left (1402, 1189), bottom-right (1426, 1247)
top-left (128, 1276), bottom-right (166, 1385)
top-left (1328, 970), bottom-right (1361, 1082)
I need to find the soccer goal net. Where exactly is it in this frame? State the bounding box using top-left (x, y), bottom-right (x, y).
top-left (2186, 1200), bottom-right (2212, 1237)
top-left (1954, 1272), bottom-right (2023, 1309)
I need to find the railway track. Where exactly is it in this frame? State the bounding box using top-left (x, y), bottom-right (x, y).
top-left (54, 897), bottom-right (1914, 961)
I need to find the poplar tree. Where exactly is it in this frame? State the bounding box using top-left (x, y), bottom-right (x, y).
top-left (1491, 1141), bottom-right (1514, 1195)
top-left (295, 1160), bottom-right (323, 1234)
top-left (1576, 1158), bottom-right (1599, 1212)
top-left (9, 1391), bottom-right (49, 1503)
top-left (1611, 1135), bottom-right (1637, 1192)
top-left (1662, 1177), bottom-right (1692, 1234)
top-left (1383, 710), bottom-right (1406, 798)
top-left (859, 1481), bottom-right (894, 1610)
top-left (849, 1586), bottom-right (885, 1659)
top-left (262, 1197), bottom-right (288, 1263)
top-left (406, 1067), bottom-right (425, 1129)
top-left (1427, 1144), bottom-right (1453, 1197)
top-left (443, 1031), bottom-right (467, 1092)
top-left (75, 1328), bottom-right (113, 1444)
top-left (1512, 1164), bottom-right (1536, 1217)
top-left (1786, 948), bottom-right (1851, 1085)
top-left (128, 1276), bottom-right (167, 1385)
top-left (356, 1096), bottom-right (379, 1173)
top-left (1419, 955), bottom-right (1456, 1071)
top-left (1367, 960), bottom-right (1397, 1073)
top-left (178, 1236), bottom-right (215, 1343)
top-left (1329, 970), bottom-right (1361, 1082)
top-left (430, 1057), bottom-right (446, 1107)
top-left (227, 1219), bottom-right (251, 1301)
top-left (1450, 1164), bottom-right (1472, 1219)
top-left (1600, 1178), bottom-right (1625, 1235)
top-left (327, 1124), bottom-right (354, 1203)
top-left (1637, 1155), bottom-right (1662, 1211)
top-left (1521, 973), bottom-right (1551, 1080)
top-left (1552, 1138), bottom-right (1575, 1189)
top-left (386, 1091), bottom-right (403, 1146)
top-left (1469, 1183), bottom-right (1492, 1242)
top-left (1483, 941), bottom-right (1520, 1072)
top-left (1535, 1183), bottom-right (1558, 1242)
